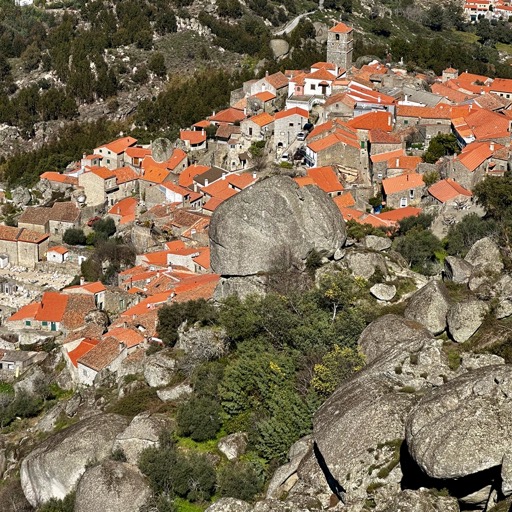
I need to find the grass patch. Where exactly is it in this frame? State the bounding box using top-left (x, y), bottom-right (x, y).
top-left (443, 341), bottom-right (462, 370)
top-left (174, 497), bottom-right (207, 512)
top-left (0, 382), bottom-right (14, 395)
top-left (175, 433), bottom-right (223, 454)
top-left (444, 281), bottom-right (471, 303)
top-left (497, 43), bottom-right (512, 55)
top-left (488, 497), bottom-right (512, 512)
top-left (53, 412), bottom-right (79, 433)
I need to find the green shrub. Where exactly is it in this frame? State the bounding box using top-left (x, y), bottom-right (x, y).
top-left (176, 395), bottom-right (221, 442)
top-left (38, 491), bottom-right (75, 512)
top-left (63, 228), bottom-right (86, 246)
top-left (217, 461), bottom-right (263, 501)
top-left (108, 387), bottom-right (160, 418)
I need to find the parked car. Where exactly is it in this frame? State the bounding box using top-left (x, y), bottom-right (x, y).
top-left (87, 216), bottom-right (101, 227)
top-left (297, 132), bottom-right (306, 141)
top-left (281, 153), bottom-right (289, 162)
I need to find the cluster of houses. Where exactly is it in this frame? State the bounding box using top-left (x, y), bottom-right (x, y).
top-left (463, 0), bottom-right (512, 21)
top-left (3, 20), bottom-right (512, 386)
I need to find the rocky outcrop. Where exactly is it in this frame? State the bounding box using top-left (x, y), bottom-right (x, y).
top-left (370, 283), bottom-right (396, 301)
top-left (379, 489), bottom-right (460, 512)
top-left (218, 432), bottom-right (248, 461)
top-left (143, 350), bottom-right (177, 387)
top-left (406, 365), bottom-right (512, 500)
top-left (113, 412), bottom-right (168, 465)
top-left (364, 235), bottom-right (392, 252)
top-left (404, 280), bottom-right (451, 335)
top-left (464, 237), bottom-right (503, 274)
top-left (444, 256), bottom-right (473, 284)
top-left (344, 251), bottom-right (388, 280)
top-left (270, 39), bottom-right (290, 58)
top-left (20, 413), bottom-right (129, 507)
top-left (74, 461), bottom-right (151, 512)
top-left (358, 314), bottom-right (433, 364)
top-left (209, 176), bottom-right (346, 276)
top-left (151, 137), bottom-right (173, 163)
top-left (157, 383), bottom-right (193, 402)
top-left (446, 299), bottom-right (488, 343)
top-left (176, 325), bottom-right (228, 361)
top-left (213, 275), bottom-right (267, 300)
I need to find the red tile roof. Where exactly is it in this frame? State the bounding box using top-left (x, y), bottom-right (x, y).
top-left (264, 71), bottom-right (289, 90)
top-left (274, 107), bottom-right (309, 120)
top-left (252, 91), bottom-right (276, 102)
top-left (382, 173), bottom-right (424, 195)
top-left (193, 248), bottom-right (210, 270)
top-left (180, 130), bottom-right (207, 145)
top-left (68, 338), bottom-right (100, 368)
top-left (40, 171), bottom-right (78, 186)
top-left (109, 197), bottom-right (138, 218)
top-left (179, 164), bottom-right (211, 188)
top-left (106, 327), bottom-right (144, 348)
top-left (91, 167), bottom-right (116, 180)
top-left (8, 302), bottom-right (40, 322)
top-left (35, 292), bottom-right (68, 322)
top-left (125, 147), bottom-right (151, 159)
top-left (0, 226), bottom-right (49, 244)
top-left (428, 178), bottom-right (472, 203)
top-left (347, 111), bottom-right (393, 132)
top-left (77, 337), bottom-right (120, 371)
top-left (370, 148), bottom-right (405, 163)
top-left (307, 166), bottom-right (344, 193)
top-left (246, 112), bottom-right (274, 127)
top-left (377, 206), bottom-right (422, 222)
top-left (100, 136), bottom-right (137, 155)
top-left (333, 192), bottom-right (356, 209)
top-left (329, 22), bottom-right (352, 33)
top-left (114, 166), bottom-right (138, 184)
top-left (48, 246), bottom-right (68, 255)
top-left (209, 108), bottom-right (246, 124)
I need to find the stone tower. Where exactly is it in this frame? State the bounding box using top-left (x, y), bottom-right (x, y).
top-left (327, 22), bottom-right (353, 72)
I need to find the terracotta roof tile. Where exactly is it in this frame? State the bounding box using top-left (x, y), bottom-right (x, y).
top-left (34, 292), bottom-right (68, 322)
top-left (252, 91), bottom-right (276, 102)
top-left (99, 136), bottom-right (137, 155)
top-left (307, 166), bottom-right (343, 193)
top-left (245, 112), bottom-right (274, 127)
top-left (192, 248), bottom-right (210, 270)
top-left (264, 71), bottom-right (289, 90)
top-left (369, 129), bottom-right (401, 144)
top-left (105, 327), bottom-right (144, 348)
top-left (67, 338), bottom-right (100, 368)
top-left (40, 171), bottom-right (78, 186)
top-left (377, 206), bottom-right (422, 221)
top-left (382, 172), bottom-right (425, 195)
top-left (370, 148), bottom-right (405, 163)
top-left (62, 294), bottom-right (96, 331)
top-left (329, 22), bottom-right (352, 33)
top-left (91, 167), bottom-right (116, 180)
top-left (209, 108), bottom-right (246, 124)
top-left (275, 107), bottom-right (309, 120)
top-left (77, 337), bottom-right (120, 371)
top-left (109, 197), bottom-right (138, 218)
top-left (8, 302), bottom-right (40, 322)
top-left (347, 111), bottom-right (393, 132)
top-left (179, 164), bottom-right (211, 188)
top-left (125, 147), bottom-right (151, 159)
top-left (428, 178), bottom-right (472, 203)
top-left (48, 246), bottom-right (68, 255)
top-left (180, 130), bottom-right (207, 145)
top-left (114, 166), bottom-right (138, 184)
top-left (333, 192), bottom-right (356, 209)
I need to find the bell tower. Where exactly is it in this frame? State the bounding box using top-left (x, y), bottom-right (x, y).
top-left (327, 22), bottom-right (353, 72)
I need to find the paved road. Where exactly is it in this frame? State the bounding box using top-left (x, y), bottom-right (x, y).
top-left (273, 11), bottom-right (316, 36)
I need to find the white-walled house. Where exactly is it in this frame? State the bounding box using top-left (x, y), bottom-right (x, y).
top-left (46, 246), bottom-right (69, 264)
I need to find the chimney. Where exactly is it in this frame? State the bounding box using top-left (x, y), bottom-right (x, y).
top-left (404, 94), bottom-right (408, 103)
top-left (378, 96), bottom-right (381, 103)
top-left (396, 158), bottom-right (399, 167)
top-left (407, 174), bottom-right (409, 181)
top-left (222, 174), bottom-right (226, 180)
top-left (388, 115), bottom-right (392, 126)
top-left (252, 171), bottom-right (257, 179)
top-left (204, 178), bottom-right (209, 186)
top-left (490, 141), bottom-right (495, 151)
top-left (80, 277), bottom-right (85, 286)
top-left (83, 153), bottom-right (87, 160)
top-left (266, 70), bottom-right (269, 77)
top-left (202, 129), bottom-right (205, 136)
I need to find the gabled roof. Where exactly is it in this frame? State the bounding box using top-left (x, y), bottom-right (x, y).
top-left (245, 112), bottom-right (274, 127)
top-left (114, 166), bottom-right (138, 184)
top-left (65, 281), bottom-right (106, 295)
top-left (48, 246), bottom-right (68, 255)
top-left (124, 147), bottom-right (151, 159)
top-left (369, 129), bottom-right (401, 144)
top-left (456, 141), bottom-right (498, 172)
top-left (34, 292), bottom-right (68, 322)
top-left (274, 107), bottom-right (309, 120)
top-left (428, 178), bottom-right (472, 203)
top-left (308, 128), bottom-right (359, 152)
top-left (0, 226), bottom-right (49, 244)
top-left (91, 167), bottom-right (116, 180)
top-left (77, 337), bottom-right (120, 371)
top-left (333, 192), bottom-right (356, 208)
top-left (347, 111), bottom-right (393, 132)
top-left (382, 173), bottom-right (425, 195)
top-left (305, 68), bottom-right (337, 81)
top-left (377, 206), bottom-right (422, 222)
top-left (209, 108), bottom-right (246, 124)
top-left (307, 166), bottom-right (344, 193)
top-left (370, 148), bottom-right (405, 163)
top-left (106, 327), bottom-right (144, 348)
top-left (68, 338), bottom-right (100, 368)
top-left (141, 167), bottom-right (170, 184)
top-left (8, 302), bottom-right (40, 322)
top-left (108, 197), bottom-right (138, 218)
top-left (193, 248), bottom-right (210, 270)
top-left (180, 130), bottom-right (207, 145)
top-left (40, 171), bottom-right (78, 186)
top-left (99, 136), bottom-right (137, 155)
top-left (252, 91), bottom-right (276, 102)
top-left (387, 155), bottom-right (422, 171)
top-left (263, 71), bottom-right (289, 90)
top-left (179, 164), bottom-right (211, 188)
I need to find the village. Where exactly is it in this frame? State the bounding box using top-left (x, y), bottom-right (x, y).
top-left (0, 20), bottom-right (511, 387)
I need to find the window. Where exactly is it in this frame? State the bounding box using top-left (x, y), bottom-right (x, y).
top-left (377, 173), bottom-right (383, 179)
top-left (336, 34), bottom-right (340, 40)
top-left (404, 120), bottom-right (409, 125)
top-left (25, 320), bottom-right (31, 326)
top-left (249, 127), bottom-right (253, 136)
top-left (42, 321), bottom-right (47, 326)
top-left (107, 159), bottom-right (110, 164)
top-left (289, 123), bottom-right (294, 127)
top-left (400, 197), bottom-right (408, 207)
top-left (409, 189), bottom-right (415, 199)
top-left (311, 84), bottom-right (316, 91)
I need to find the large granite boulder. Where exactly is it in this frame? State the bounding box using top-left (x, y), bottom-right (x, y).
top-left (205, 498), bottom-right (253, 512)
top-left (74, 461), bottom-right (151, 512)
top-left (464, 237), bottom-right (503, 274)
top-left (404, 280), bottom-right (451, 335)
top-left (370, 283), bottom-right (396, 301)
top-left (20, 413), bottom-right (129, 507)
top-left (447, 299), bottom-right (488, 343)
top-left (358, 314), bottom-right (433, 364)
top-left (444, 256), bottom-right (473, 284)
top-left (209, 176), bottom-right (346, 276)
top-left (406, 365), bottom-right (512, 497)
top-left (364, 235), bottom-right (392, 252)
top-left (218, 432), bottom-right (248, 461)
top-left (143, 350), bottom-right (178, 387)
top-left (113, 412), bottom-right (168, 465)
top-left (344, 251), bottom-right (388, 280)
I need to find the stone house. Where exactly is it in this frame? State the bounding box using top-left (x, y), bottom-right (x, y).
top-left (0, 349), bottom-right (44, 380)
top-left (94, 136), bottom-right (138, 170)
top-left (18, 202), bottom-right (81, 240)
top-left (39, 171), bottom-right (79, 190)
top-left (368, 129), bottom-right (403, 156)
top-left (179, 130), bottom-right (207, 151)
top-left (63, 280), bottom-right (106, 311)
top-left (321, 92), bottom-right (355, 122)
top-left (0, 226), bottom-right (49, 268)
top-left (305, 129), bottom-right (365, 170)
top-left (382, 172), bottom-right (426, 208)
top-left (240, 112), bottom-right (274, 141)
top-left (145, 182), bottom-right (203, 210)
top-left (108, 197), bottom-right (138, 226)
top-left (274, 107), bottom-right (309, 150)
top-left (246, 91), bottom-right (277, 115)
top-left (395, 105), bottom-right (451, 141)
top-left (428, 178), bottom-right (472, 206)
top-left (249, 71), bottom-right (289, 101)
top-left (124, 147), bottom-right (151, 170)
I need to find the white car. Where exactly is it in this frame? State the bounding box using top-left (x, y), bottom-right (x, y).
top-left (281, 153), bottom-right (289, 161)
top-left (297, 132), bottom-right (306, 141)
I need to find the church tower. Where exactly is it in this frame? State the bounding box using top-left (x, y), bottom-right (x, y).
top-left (327, 22), bottom-right (353, 72)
